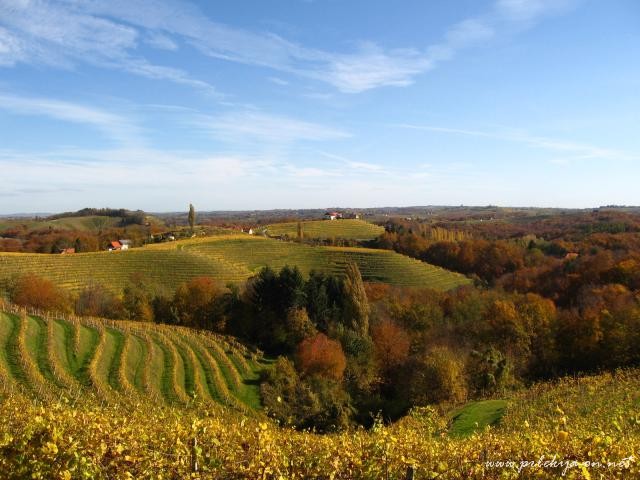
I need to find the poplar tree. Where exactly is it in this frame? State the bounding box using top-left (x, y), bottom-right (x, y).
top-left (188, 203), bottom-right (196, 232)
top-left (342, 262), bottom-right (370, 336)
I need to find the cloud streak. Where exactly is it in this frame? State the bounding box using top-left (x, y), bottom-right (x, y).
top-left (195, 111), bottom-right (350, 143)
top-left (0, 0), bottom-right (578, 94)
top-left (0, 92), bottom-right (142, 146)
top-left (394, 123), bottom-right (638, 163)
top-left (0, 0), bottom-right (218, 95)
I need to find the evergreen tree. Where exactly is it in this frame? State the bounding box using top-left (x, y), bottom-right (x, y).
top-left (342, 262), bottom-right (370, 336)
top-left (188, 203), bottom-right (196, 231)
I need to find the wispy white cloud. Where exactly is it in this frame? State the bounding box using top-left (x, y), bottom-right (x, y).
top-left (0, 145), bottom-right (486, 211)
top-left (195, 111), bottom-right (350, 143)
top-left (0, 0), bottom-right (217, 94)
top-left (145, 32), bottom-right (179, 51)
top-left (394, 123), bottom-right (638, 163)
top-left (495, 0), bottom-right (577, 24)
top-left (0, 92), bottom-right (142, 146)
top-left (268, 77), bottom-right (290, 86)
top-left (0, 0), bottom-right (578, 94)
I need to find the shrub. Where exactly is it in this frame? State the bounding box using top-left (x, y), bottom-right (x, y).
top-left (10, 273), bottom-right (71, 312)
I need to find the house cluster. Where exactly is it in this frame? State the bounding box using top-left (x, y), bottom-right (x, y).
top-left (108, 239), bottom-right (132, 251)
top-left (323, 211), bottom-right (360, 221)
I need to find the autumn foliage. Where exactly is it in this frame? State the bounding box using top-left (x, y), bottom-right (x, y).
top-left (371, 318), bottom-right (410, 368)
top-left (10, 273), bottom-right (71, 312)
top-left (296, 333), bottom-right (346, 381)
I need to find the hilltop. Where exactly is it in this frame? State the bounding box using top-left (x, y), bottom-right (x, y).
top-left (265, 219), bottom-right (385, 240)
top-left (0, 234), bottom-right (471, 293)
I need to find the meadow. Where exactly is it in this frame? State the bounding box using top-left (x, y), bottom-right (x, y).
top-left (0, 234), bottom-right (471, 292)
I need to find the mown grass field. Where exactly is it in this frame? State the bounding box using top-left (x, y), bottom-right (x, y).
top-left (0, 234), bottom-right (471, 292)
top-left (449, 399), bottom-right (508, 438)
top-left (0, 311), bottom-right (265, 410)
top-left (0, 359), bottom-right (637, 479)
top-left (265, 219), bottom-right (385, 240)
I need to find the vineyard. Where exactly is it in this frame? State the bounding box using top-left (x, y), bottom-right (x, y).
top-left (0, 309), bottom-right (265, 410)
top-left (0, 354), bottom-right (637, 478)
top-left (265, 219), bottom-right (385, 240)
top-left (182, 236), bottom-right (470, 289)
top-left (0, 234), bottom-right (471, 292)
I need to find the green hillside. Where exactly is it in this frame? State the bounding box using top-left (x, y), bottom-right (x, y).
top-left (265, 219), bottom-right (384, 240)
top-left (184, 235), bottom-right (470, 288)
top-left (0, 234), bottom-right (471, 292)
top-left (448, 399), bottom-right (508, 437)
top-left (0, 214), bottom-right (164, 233)
top-left (0, 311), bottom-right (265, 409)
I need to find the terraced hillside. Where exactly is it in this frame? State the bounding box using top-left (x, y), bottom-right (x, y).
top-left (0, 235), bottom-right (470, 291)
top-left (265, 219), bottom-right (384, 240)
top-left (0, 311), bottom-right (265, 410)
top-left (0, 248), bottom-right (250, 292)
top-left (184, 236), bottom-right (471, 289)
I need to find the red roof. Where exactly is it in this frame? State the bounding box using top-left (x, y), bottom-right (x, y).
top-left (110, 241), bottom-right (122, 249)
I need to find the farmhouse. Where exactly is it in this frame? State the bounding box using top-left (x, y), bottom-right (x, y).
top-left (324, 211), bottom-right (343, 220)
top-left (60, 248), bottom-right (75, 255)
top-left (119, 239), bottom-right (132, 251)
top-left (108, 241), bottom-right (122, 251)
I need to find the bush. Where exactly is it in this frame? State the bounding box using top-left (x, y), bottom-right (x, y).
top-left (10, 274), bottom-right (71, 312)
top-left (76, 282), bottom-right (124, 318)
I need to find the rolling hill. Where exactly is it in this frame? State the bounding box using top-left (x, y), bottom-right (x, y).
top-left (0, 214), bottom-right (163, 233)
top-left (0, 234), bottom-right (471, 292)
top-left (0, 310), bottom-right (265, 410)
top-left (264, 219), bottom-right (385, 240)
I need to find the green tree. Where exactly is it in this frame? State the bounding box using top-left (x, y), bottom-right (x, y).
top-left (188, 203), bottom-right (196, 232)
top-left (342, 262), bottom-right (370, 336)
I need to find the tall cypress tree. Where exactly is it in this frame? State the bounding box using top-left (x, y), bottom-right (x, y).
top-left (342, 262), bottom-right (370, 336)
top-left (188, 203), bottom-right (196, 232)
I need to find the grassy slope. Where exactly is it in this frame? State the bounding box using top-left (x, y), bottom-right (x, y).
top-left (185, 235), bottom-right (471, 289)
top-left (0, 314), bottom-right (266, 410)
top-left (448, 399), bottom-right (508, 437)
top-left (0, 214), bottom-right (164, 233)
top-left (0, 313), bottom-right (16, 386)
top-left (265, 219), bottom-right (385, 240)
top-left (0, 234), bottom-right (470, 291)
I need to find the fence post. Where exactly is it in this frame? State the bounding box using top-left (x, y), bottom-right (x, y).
top-left (191, 436), bottom-right (199, 473)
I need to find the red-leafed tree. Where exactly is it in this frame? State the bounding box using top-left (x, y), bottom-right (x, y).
top-left (296, 333), bottom-right (346, 381)
top-left (371, 318), bottom-right (410, 369)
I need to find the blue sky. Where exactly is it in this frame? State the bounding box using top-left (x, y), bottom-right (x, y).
top-left (0, 0), bottom-right (639, 213)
